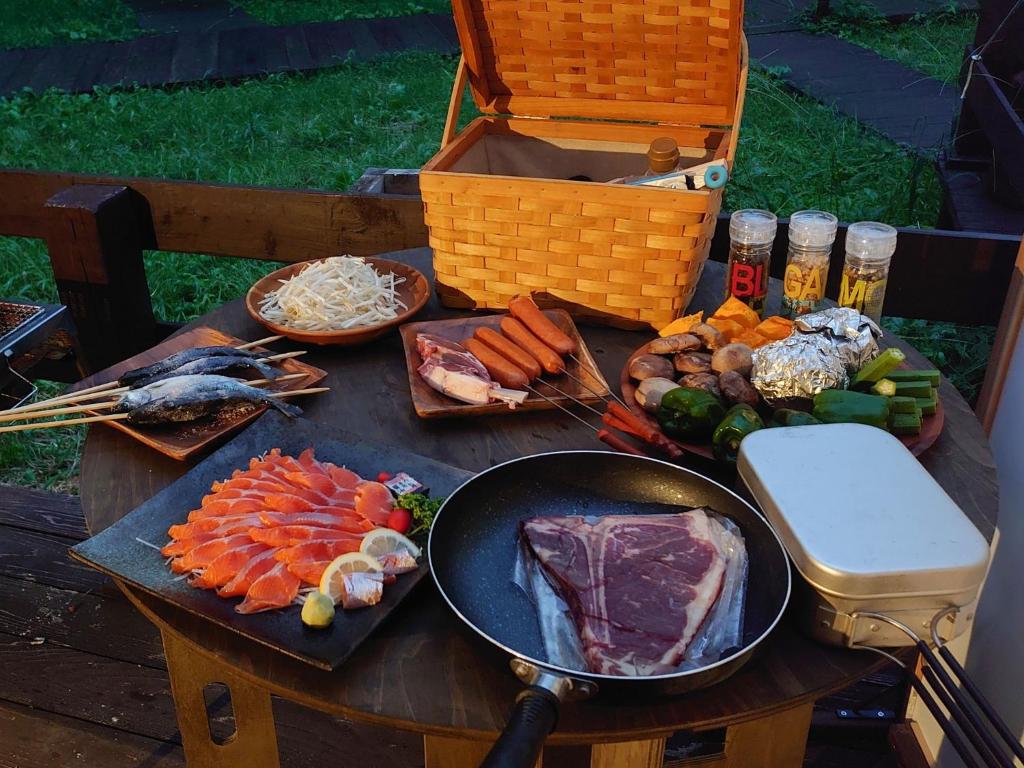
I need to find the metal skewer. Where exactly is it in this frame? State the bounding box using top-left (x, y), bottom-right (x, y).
top-left (533, 381), bottom-right (604, 417)
top-left (565, 354), bottom-right (629, 409)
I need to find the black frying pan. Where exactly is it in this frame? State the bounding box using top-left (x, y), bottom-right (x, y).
top-left (428, 451), bottom-right (792, 768)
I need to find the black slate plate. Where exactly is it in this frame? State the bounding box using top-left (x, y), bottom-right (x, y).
top-left (70, 411), bottom-right (472, 670)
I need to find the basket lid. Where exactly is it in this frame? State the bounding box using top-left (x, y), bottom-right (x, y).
top-left (451, 0), bottom-right (743, 126)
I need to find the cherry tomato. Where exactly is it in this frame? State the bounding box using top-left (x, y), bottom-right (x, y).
top-left (376, 471), bottom-right (393, 483)
top-left (387, 507), bottom-right (412, 534)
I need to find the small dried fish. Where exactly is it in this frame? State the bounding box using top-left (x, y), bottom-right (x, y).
top-left (133, 354), bottom-right (279, 387)
top-left (119, 346), bottom-right (259, 386)
top-left (114, 375), bottom-right (300, 424)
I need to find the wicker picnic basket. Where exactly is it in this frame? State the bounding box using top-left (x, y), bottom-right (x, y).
top-left (420, 0), bottom-right (748, 329)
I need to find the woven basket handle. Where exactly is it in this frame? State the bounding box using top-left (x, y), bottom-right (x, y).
top-left (725, 34), bottom-right (750, 170)
top-left (441, 55), bottom-right (470, 150)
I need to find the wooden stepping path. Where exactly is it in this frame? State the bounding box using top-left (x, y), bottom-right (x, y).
top-left (0, 13), bottom-right (459, 97)
top-left (748, 31), bottom-right (961, 150)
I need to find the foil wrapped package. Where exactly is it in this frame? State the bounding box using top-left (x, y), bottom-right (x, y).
top-left (751, 308), bottom-right (881, 403)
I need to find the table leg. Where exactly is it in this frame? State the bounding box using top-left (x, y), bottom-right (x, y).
top-left (721, 702), bottom-right (814, 768)
top-left (589, 737), bottom-right (667, 767)
top-left (161, 629), bottom-right (281, 768)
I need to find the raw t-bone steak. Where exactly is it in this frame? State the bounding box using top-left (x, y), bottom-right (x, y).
top-left (520, 510), bottom-right (730, 676)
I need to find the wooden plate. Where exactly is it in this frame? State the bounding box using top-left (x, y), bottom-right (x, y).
top-left (70, 412), bottom-right (472, 670)
top-left (399, 309), bottom-right (610, 418)
top-left (621, 341), bottom-right (944, 459)
top-left (245, 258), bottom-right (430, 346)
top-left (74, 326), bottom-right (327, 461)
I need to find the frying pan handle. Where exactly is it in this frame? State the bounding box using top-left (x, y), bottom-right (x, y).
top-left (480, 686), bottom-right (560, 768)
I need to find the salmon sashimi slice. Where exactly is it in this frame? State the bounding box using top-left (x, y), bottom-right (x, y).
top-left (207, 478), bottom-right (286, 496)
top-left (218, 548), bottom-right (281, 597)
top-left (168, 513), bottom-right (263, 540)
top-left (171, 534), bottom-right (254, 574)
top-left (354, 481), bottom-right (394, 526)
top-left (287, 560), bottom-right (331, 586)
top-left (264, 493), bottom-right (317, 514)
top-left (275, 539), bottom-right (362, 564)
top-left (188, 497), bottom-right (264, 521)
top-left (249, 526), bottom-right (363, 547)
top-left (327, 465), bottom-right (361, 489)
top-left (191, 543), bottom-right (270, 589)
top-left (259, 511), bottom-right (374, 533)
top-left (235, 561), bottom-right (301, 614)
top-left (161, 532), bottom-right (218, 557)
top-left (284, 471), bottom-right (339, 497)
top-left (298, 447), bottom-right (329, 475)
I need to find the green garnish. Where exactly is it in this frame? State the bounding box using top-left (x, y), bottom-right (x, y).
top-left (397, 493), bottom-right (445, 537)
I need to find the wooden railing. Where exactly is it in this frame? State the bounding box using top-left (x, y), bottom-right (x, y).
top-left (0, 167), bottom-right (1020, 374)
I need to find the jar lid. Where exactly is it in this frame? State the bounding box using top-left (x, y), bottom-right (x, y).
top-left (648, 137), bottom-right (680, 173)
top-left (789, 210), bottom-right (838, 248)
top-left (729, 209), bottom-right (777, 246)
top-left (846, 221), bottom-right (897, 263)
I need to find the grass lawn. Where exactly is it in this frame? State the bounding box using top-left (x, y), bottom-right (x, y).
top-left (0, 0), bottom-right (139, 49)
top-left (232, 0), bottom-right (450, 24)
top-left (0, 50), bottom-right (984, 491)
top-left (811, 7), bottom-right (976, 85)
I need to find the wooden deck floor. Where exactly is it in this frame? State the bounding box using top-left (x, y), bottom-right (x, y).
top-left (0, 485), bottom-right (902, 767)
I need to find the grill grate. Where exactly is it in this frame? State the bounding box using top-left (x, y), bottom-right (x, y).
top-left (0, 302), bottom-right (44, 347)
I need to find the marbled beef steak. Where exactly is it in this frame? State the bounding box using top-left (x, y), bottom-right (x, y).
top-left (521, 510), bottom-right (730, 676)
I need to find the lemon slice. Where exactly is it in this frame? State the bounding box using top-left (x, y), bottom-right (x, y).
top-left (319, 552), bottom-right (383, 604)
top-left (360, 528), bottom-right (422, 560)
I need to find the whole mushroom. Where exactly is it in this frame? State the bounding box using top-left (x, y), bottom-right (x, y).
top-left (674, 351), bottom-right (713, 374)
top-left (629, 354), bottom-right (675, 381)
top-left (712, 343), bottom-right (754, 377)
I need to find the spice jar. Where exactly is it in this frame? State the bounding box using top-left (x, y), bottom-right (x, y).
top-left (781, 210), bottom-right (838, 318)
top-left (725, 209), bottom-right (777, 317)
top-left (839, 221), bottom-right (897, 323)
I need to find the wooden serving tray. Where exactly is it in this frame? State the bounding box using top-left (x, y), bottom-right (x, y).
top-left (74, 326), bottom-right (327, 461)
top-left (621, 342), bottom-right (944, 459)
top-left (399, 309), bottom-right (610, 418)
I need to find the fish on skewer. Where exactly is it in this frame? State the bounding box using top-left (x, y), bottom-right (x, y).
top-left (113, 374), bottom-right (301, 424)
top-left (118, 346), bottom-right (262, 387)
top-left (133, 354), bottom-right (280, 387)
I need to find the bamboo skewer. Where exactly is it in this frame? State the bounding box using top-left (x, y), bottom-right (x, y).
top-left (4, 347), bottom-right (306, 417)
top-left (0, 413), bottom-right (131, 434)
top-left (236, 335), bottom-right (285, 350)
top-left (269, 387), bottom-right (329, 398)
top-left (0, 386), bottom-right (328, 433)
top-left (0, 373), bottom-right (313, 426)
top-left (0, 400), bottom-right (117, 423)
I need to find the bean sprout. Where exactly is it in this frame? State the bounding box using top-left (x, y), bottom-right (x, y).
top-left (259, 256), bottom-right (407, 331)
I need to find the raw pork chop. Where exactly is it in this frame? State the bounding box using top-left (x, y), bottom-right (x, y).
top-left (520, 510), bottom-right (730, 676)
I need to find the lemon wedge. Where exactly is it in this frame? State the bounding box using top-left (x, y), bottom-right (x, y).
top-left (319, 552), bottom-right (383, 604)
top-left (301, 592), bottom-right (335, 629)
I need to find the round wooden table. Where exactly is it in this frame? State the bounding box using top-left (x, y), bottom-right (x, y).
top-left (78, 249), bottom-right (999, 768)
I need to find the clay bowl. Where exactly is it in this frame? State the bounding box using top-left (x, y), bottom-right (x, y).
top-left (245, 258), bottom-right (430, 346)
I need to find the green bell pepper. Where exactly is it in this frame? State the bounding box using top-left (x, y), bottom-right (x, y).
top-left (656, 388), bottom-right (726, 441)
top-left (771, 408), bottom-right (822, 427)
top-left (712, 404), bottom-right (765, 463)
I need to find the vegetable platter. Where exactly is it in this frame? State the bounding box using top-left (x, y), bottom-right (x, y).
top-left (620, 299), bottom-right (944, 462)
top-left (71, 411), bottom-right (471, 670)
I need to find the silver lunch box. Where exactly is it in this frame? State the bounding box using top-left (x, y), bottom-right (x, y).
top-left (737, 423), bottom-right (990, 648)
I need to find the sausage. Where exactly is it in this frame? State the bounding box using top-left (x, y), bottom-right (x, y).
top-left (474, 326), bottom-right (542, 381)
top-left (508, 297), bottom-right (576, 355)
top-left (499, 317), bottom-right (564, 375)
top-left (462, 337), bottom-right (529, 390)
